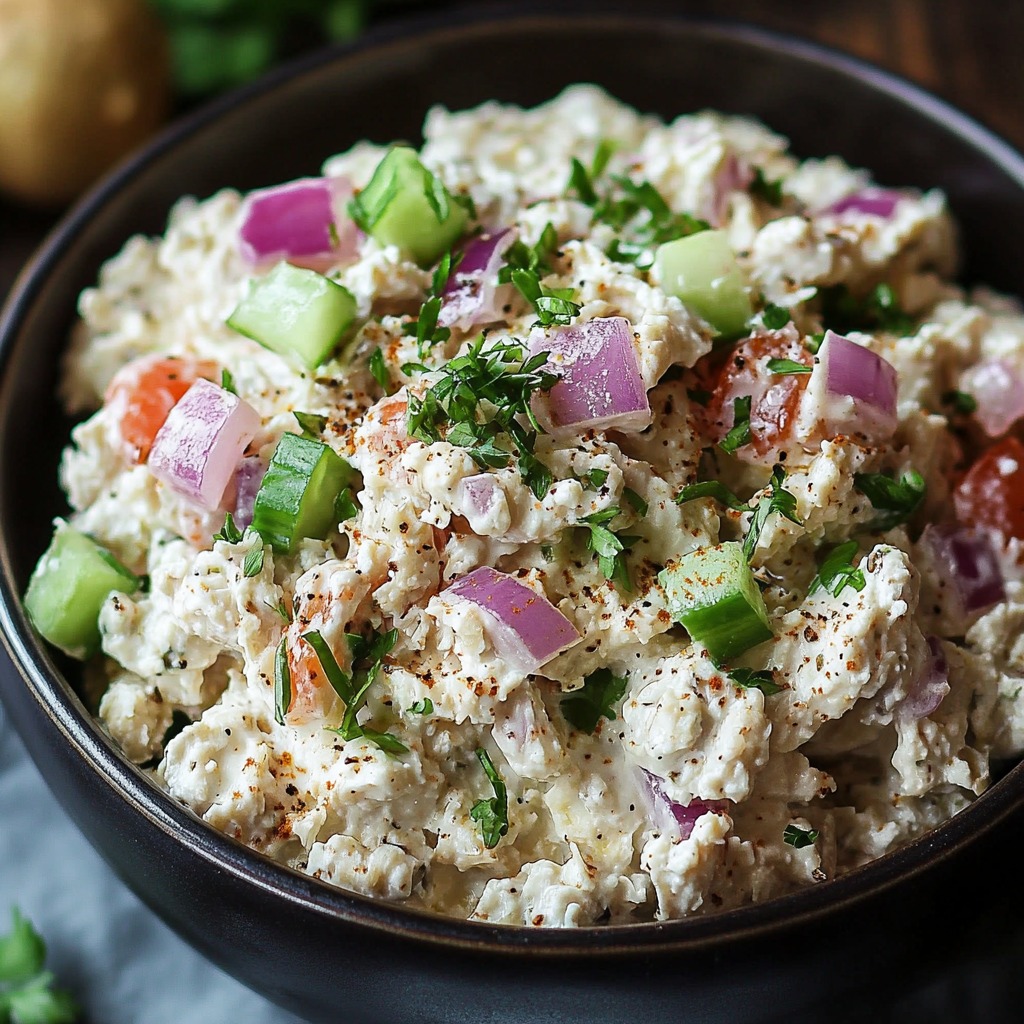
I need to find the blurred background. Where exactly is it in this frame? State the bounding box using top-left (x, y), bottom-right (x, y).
top-left (1, 1), bottom-right (1023, 1021)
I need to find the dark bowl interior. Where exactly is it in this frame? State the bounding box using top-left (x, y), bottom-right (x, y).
top-left (2, 9), bottom-right (1024, 1023)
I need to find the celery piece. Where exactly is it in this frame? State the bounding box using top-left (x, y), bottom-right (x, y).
top-left (227, 262), bottom-right (357, 369)
top-left (349, 147), bottom-right (468, 267)
top-left (659, 541), bottom-right (773, 663)
top-left (653, 229), bottom-right (752, 339)
top-left (24, 526), bottom-right (139, 660)
top-left (251, 433), bottom-right (355, 554)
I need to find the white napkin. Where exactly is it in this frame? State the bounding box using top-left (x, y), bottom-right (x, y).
top-left (0, 703), bottom-right (306, 1024)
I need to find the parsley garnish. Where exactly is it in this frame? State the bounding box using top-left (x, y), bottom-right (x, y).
top-left (561, 667), bottom-right (628, 733)
top-left (408, 698), bottom-right (433, 715)
top-left (369, 346), bottom-right (394, 395)
top-left (404, 337), bottom-right (558, 499)
top-left (220, 368), bottom-right (237, 395)
top-left (750, 167), bottom-right (784, 206)
top-left (471, 748), bottom-right (508, 849)
top-left (808, 540), bottom-right (866, 597)
top-left (293, 411), bottom-right (327, 438)
top-left (273, 636), bottom-right (291, 726)
top-left (213, 513), bottom-right (243, 544)
top-left (509, 268), bottom-right (581, 327)
top-left (578, 507), bottom-right (640, 590)
top-left (761, 304), bottom-right (791, 331)
top-left (585, 468), bottom-right (609, 489)
top-left (727, 667), bottom-right (783, 696)
top-left (854, 469), bottom-right (926, 531)
top-left (567, 157), bottom-right (600, 206)
top-left (941, 389), bottom-right (977, 415)
top-left (766, 357), bottom-right (812, 375)
top-left (242, 544), bottom-right (265, 578)
top-left (405, 250), bottom-right (462, 359)
top-left (820, 282), bottom-right (914, 336)
top-left (719, 396), bottom-right (752, 454)
top-left (622, 487), bottom-right (648, 516)
top-left (674, 479), bottom-right (750, 512)
top-left (783, 824), bottom-right (820, 849)
top-left (266, 598), bottom-right (291, 622)
top-left (0, 909), bottom-right (79, 1024)
top-left (498, 222), bottom-right (560, 284)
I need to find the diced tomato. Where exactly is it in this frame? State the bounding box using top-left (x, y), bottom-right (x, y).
top-left (104, 355), bottom-right (218, 462)
top-left (700, 332), bottom-right (812, 459)
top-left (955, 435), bottom-right (1024, 540)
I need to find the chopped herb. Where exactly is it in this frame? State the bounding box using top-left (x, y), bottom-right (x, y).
top-left (213, 512), bottom-right (243, 544)
top-left (567, 156), bottom-right (599, 205)
top-left (0, 908), bottom-right (79, 1024)
top-left (561, 667), bottom-right (628, 733)
top-left (808, 540), bottom-right (866, 597)
top-left (719, 396), bottom-right (752, 454)
top-left (727, 667), bottom-right (783, 696)
top-left (220, 368), bottom-right (237, 394)
top-left (578, 506), bottom-right (640, 590)
top-left (498, 222), bottom-right (560, 284)
top-left (761, 303), bottom-right (791, 331)
top-left (675, 479), bottom-right (750, 511)
top-left (743, 465), bottom-right (801, 561)
top-left (766, 357), bottom-right (812, 375)
top-left (783, 824), bottom-right (820, 849)
top-left (293, 411), bottom-right (327, 438)
top-left (470, 748), bottom-right (509, 849)
top-left (510, 267), bottom-right (581, 327)
top-left (854, 469), bottom-right (926, 531)
top-left (591, 138), bottom-right (616, 177)
top-left (266, 598), bottom-right (291, 622)
top-left (242, 544), bottom-right (265, 578)
top-left (540, 544), bottom-right (554, 561)
top-left (820, 282), bottom-right (914, 336)
top-left (622, 487), bottom-right (648, 516)
top-left (750, 167), bottom-right (784, 206)
top-left (806, 331), bottom-right (825, 355)
top-left (404, 249), bottom-right (462, 359)
top-left (686, 387), bottom-right (713, 407)
top-left (368, 346), bottom-right (394, 395)
top-left (585, 468), bottom-right (609, 489)
top-left (408, 698), bottom-right (434, 715)
top-left (941, 389), bottom-right (977, 415)
top-left (273, 636), bottom-right (291, 726)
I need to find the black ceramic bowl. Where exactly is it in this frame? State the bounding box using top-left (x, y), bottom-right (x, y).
top-left (3, 9), bottom-right (1024, 1024)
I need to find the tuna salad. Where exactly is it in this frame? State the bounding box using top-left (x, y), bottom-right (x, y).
top-left (24, 85), bottom-right (1024, 925)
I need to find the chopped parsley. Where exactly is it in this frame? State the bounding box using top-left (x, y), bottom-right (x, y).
top-left (766, 357), bottom-right (812, 375)
top-left (369, 346), bottom-right (394, 395)
top-left (499, 222), bottom-right (560, 284)
top-left (213, 513), bottom-right (243, 544)
top-left (674, 479), bottom-right (750, 512)
top-left (783, 824), bottom-right (820, 849)
top-left (242, 544), bottom-right (265, 578)
top-left (761, 303), bottom-right (791, 331)
top-left (750, 167), bottom-right (784, 206)
top-left (854, 469), bottom-right (926, 531)
top-left (585, 468), bottom-right (609, 489)
top-left (719, 395), bottom-right (752, 454)
top-left (293, 411), bottom-right (327, 438)
top-left (622, 487), bottom-right (648, 516)
top-left (471, 748), bottom-right (508, 849)
top-left (408, 698), bottom-right (434, 715)
top-left (267, 598), bottom-right (291, 623)
top-left (820, 282), bottom-right (914, 336)
top-left (404, 337), bottom-right (558, 499)
top-left (578, 506), bottom-right (640, 590)
top-left (0, 908), bottom-right (79, 1024)
top-left (510, 268), bottom-right (581, 327)
top-left (405, 250), bottom-right (462, 358)
top-left (273, 636), bottom-right (291, 726)
top-left (808, 540), bottom-right (866, 597)
top-left (220, 368), bottom-right (237, 394)
top-left (727, 667), bottom-right (783, 696)
top-left (561, 667), bottom-right (629, 733)
top-left (941, 389), bottom-right (977, 415)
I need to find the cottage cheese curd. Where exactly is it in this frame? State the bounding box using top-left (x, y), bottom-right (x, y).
top-left (43, 86), bottom-right (1024, 925)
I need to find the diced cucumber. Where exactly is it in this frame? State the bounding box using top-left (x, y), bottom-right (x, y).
top-left (659, 541), bottom-right (773, 663)
top-left (251, 433), bottom-right (355, 554)
top-left (348, 147), bottom-right (468, 267)
top-left (653, 230), bottom-right (753, 339)
top-left (24, 525), bottom-right (139, 659)
top-left (227, 262), bottom-right (357, 369)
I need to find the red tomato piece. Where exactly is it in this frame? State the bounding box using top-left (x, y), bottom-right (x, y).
top-left (955, 435), bottom-right (1024, 540)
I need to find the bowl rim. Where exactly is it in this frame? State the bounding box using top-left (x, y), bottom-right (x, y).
top-left (2, 2), bottom-right (1024, 956)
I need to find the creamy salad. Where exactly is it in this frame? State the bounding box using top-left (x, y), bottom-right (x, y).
top-left (25, 86), bottom-right (1024, 926)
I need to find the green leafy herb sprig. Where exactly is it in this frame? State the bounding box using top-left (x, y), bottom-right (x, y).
top-left (783, 824), bottom-right (820, 849)
top-left (404, 337), bottom-right (558, 499)
top-left (211, 513), bottom-right (267, 579)
top-left (471, 748), bottom-right (509, 849)
top-left (577, 507), bottom-right (642, 590)
top-left (854, 469), bottom-right (926, 531)
top-left (561, 667), bottom-right (628, 733)
top-left (0, 909), bottom-right (79, 1024)
top-left (727, 667), bottom-right (783, 696)
top-left (819, 282), bottom-right (914, 336)
top-left (496, 222), bottom-right (581, 327)
top-left (406, 250), bottom-right (462, 359)
top-left (808, 540), bottom-right (866, 597)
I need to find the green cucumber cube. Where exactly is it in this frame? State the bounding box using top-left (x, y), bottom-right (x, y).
top-left (227, 262), bottom-right (357, 369)
top-left (24, 525), bottom-right (139, 659)
top-left (654, 229), bottom-right (753, 339)
top-left (349, 146), bottom-right (468, 267)
top-left (659, 541), bottom-right (773, 663)
top-left (251, 433), bottom-right (355, 554)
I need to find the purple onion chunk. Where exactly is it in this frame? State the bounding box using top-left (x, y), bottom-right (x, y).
top-left (233, 455), bottom-right (268, 531)
top-left (636, 768), bottom-right (730, 840)
top-left (960, 358), bottom-right (1024, 437)
top-left (922, 524), bottom-right (1005, 615)
top-left (820, 187), bottom-right (905, 220)
top-left (438, 229), bottom-right (516, 331)
top-left (899, 636), bottom-right (950, 720)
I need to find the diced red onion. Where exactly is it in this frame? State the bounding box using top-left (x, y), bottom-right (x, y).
top-left (438, 229), bottom-right (516, 331)
top-left (708, 153), bottom-right (753, 226)
top-left (529, 317), bottom-right (651, 434)
top-left (899, 636), bottom-right (950, 720)
top-left (148, 379), bottom-right (260, 511)
top-left (446, 567), bottom-right (580, 673)
top-left (636, 768), bottom-right (729, 840)
top-left (820, 187), bottom-right (904, 219)
top-left (959, 359), bottom-right (1024, 437)
top-left (802, 329), bottom-right (898, 441)
top-left (922, 523), bottom-right (1005, 614)
top-left (238, 177), bottom-right (359, 272)
top-left (233, 455), bottom-right (267, 530)
top-left (454, 473), bottom-right (505, 531)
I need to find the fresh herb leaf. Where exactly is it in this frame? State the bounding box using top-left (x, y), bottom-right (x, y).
top-left (783, 824), bottom-right (820, 849)
top-left (510, 267), bottom-right (581, 327)
top-left (585, 468), bottom-right (609, 489)
top-left (266, 598), bottom-right (291, 623)
top-left (578, 507), bottom-right (640, 590)
top-left (719, 396), bottom-right (752, 454)
top-left (727, 667), bottom-right (783, 696)
top-left (368, 347), bottom-right (394, 395)
top-left (213, 512), bottom-right (243, 544)
top-left (408, 698), bottom-right (434, 715)
top-left (622, 487), bottom-right (648, 516)
top-left (761, 304), bottom-right (791, 331)
top-left (820, 282), bottom-right (914, 336)
top-left (766, 357), bottom-right (812, 375)
top-left (941, 389), bottom-right (977, 415)
top-left (404, 250), bottom-right (463, 359)
top-left (808, 540), bottom-right (866, 597)
top-left (293, 411), bottom-right (327, 438)
top-left (675, 479), bottom-right (750, 511)
top-left (220, 368), bottom-right (237, 394)
top-left (470, 748), bottom-right (509, 849)
top-left (567, 156), bottom-right (599, 205)
top-left (242, 544), bottom-right (265, 578)
top-left (743, 465), bottom-right (802, 561)
top-left (750, 167), bottom-right (784, 206)
top-left (301, 630), bottom-right (353, 703)
top-left (854, 469), bottom-right (926, 531)
top-left (452, 192), bottom-right (477, 221)
top-left (359, 728), bottom-right (408, 755)
top-left (561, 667), bottom-right (629, 733)
top-left (498, 222), bottom-right (560, 284)
top-left (274, 636), bottom-right (291, 726)
top-left (0, 909), bottom-right (45, 985)
top-left (591, 139), bottom-right (616, 177)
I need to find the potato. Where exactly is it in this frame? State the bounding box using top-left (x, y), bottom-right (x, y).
top-left (0, 0), bottom-right (171, 206)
